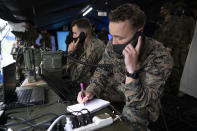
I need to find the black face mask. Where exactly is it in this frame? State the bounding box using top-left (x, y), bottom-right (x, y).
top-left (112, 31), bottom-right (143, 56)
top-left (72, 32), bottom-right (86, 44)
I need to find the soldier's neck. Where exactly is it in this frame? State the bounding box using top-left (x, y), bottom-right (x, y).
top-left (84, 35), bottom-right (91, 46)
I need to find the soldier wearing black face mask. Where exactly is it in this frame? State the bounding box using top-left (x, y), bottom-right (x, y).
top-left (62, 18), bottom-right (106, 86)
top-left (113, 31), bottom-right (144, 58)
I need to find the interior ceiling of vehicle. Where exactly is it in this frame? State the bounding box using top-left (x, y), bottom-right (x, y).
top-left (0, 0), bottom-right (196, 31)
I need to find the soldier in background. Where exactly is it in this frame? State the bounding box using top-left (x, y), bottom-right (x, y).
top-left (153, 3), bottom-right (178, 94)
top-left (153, 2), bottom-right (176, 50)
top-left (77, 3), bottom-right (173, 130)
top-left (63, 18), bottom-right (106, 86)
top-left (35, 29), bottom-right (54, 75)
top-left (173, 2), bottom-right (195, 70)
top-left (153, 2), bottom-right (195, 95)
top-left (173, 2), bottom-right (195, 96)
top-left (97, 26), bottom-right (109, 45)
top-left (36, 29), bottom-right (52, 50)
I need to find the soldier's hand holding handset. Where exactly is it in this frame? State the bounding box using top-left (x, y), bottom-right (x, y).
top-left (68, 38), bottom-right (80, 52)
top-left (122, 36), bottom-right (143, 84)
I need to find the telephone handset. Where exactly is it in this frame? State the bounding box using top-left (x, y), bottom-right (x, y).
top-left (65, 32), bottom-right (86, 46)
top-left (130, 31), bottom-right (144, 48)
top-left (72, 32), bottom-right (86, 44)
top-left (112, 31), bottom-right (144, 58)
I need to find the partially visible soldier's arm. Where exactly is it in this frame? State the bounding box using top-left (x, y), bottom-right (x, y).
top-left (86, 44), bottom-right (111, 96)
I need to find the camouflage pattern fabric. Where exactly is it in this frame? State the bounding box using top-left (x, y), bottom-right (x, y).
top-left (66, 37), bottom-right (106, 86)
top-left (153, 15), bottom-right (177, 49)
top-left (86, 37), bottom-right (173, 130)
top-left (153, 14), bottom-right (195, 94)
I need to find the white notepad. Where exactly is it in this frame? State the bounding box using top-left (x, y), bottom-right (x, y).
top-left (67, 98), bottom-right (110, 115)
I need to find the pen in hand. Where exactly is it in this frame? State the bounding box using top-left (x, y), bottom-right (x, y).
top-left (80, 83), bottom-right (86, 105)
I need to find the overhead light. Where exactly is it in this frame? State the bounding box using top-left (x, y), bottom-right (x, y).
top-left (98, 11), bottom-right (107, 16)
top-left (83, 7), bottom-right (93, 16)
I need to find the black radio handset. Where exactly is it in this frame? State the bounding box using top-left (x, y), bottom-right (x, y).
top-left (72, 32), bottom-right (86, 44)
top-left (132, 31), bottom-right (144, 48)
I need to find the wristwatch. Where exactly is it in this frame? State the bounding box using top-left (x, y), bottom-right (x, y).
top-left (126, 71), bottom-right (138, 79)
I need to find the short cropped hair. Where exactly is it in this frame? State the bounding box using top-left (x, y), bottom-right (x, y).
top-left (71, 18), bottom-right (91, 30)
top-left (109, 3), bottom-right (146, 29)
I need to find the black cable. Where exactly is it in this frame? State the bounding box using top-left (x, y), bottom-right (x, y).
top-left (5, 113), bottom-right (58, 127)
top-left (109, 104), bottom-right (122, 116)
top-left (8, 115), bottom-right (35, 127)
top-left (64, 110), bottom-right (91, 129)
top-left (80, 109), bottom-right (92, 125)
top-left (6, 110), bottom-right (28, 116)
top-left (0, 126), bottom-right (8, 130)
top-left (17, 115), bottom-right (58, 131)
top-left (64, 52), bottom-right (112, 70)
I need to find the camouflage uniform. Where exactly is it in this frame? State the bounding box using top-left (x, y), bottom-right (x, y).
top-left (66, 37), bottom-right (106, 86)
top-left (153, 15), bottom-right (177, 49)
top-left (86, 37), bottom-right (173, 130)
top-left (173, 15), bottom-right (195, 69)
top-left (154, 14), bottom-right (195, 94)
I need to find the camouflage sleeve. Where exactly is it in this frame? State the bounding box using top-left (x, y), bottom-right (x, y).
top-left (66, 56), bottom-right (77, 76)
top-left (65, 45), bottom-right (84, 77)
top-left (120, 47), bottom-right (173, 122)
top-left (70, 40), bottom-right (106, 82)
top-left (86, 44), bottom-right (111, 96)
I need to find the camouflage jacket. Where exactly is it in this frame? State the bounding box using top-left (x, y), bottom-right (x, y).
top-left (86, 36), bottom-right (173, 122)
top-left (66, 36), bottom-right (106, 85)
top-left (154, 15), bottom-right (195, 49)
top-left (153, 15), bottom-right (177, 48)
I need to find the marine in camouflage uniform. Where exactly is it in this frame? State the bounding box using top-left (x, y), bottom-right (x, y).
top-left (153, 2), bottom-right (176, 49)
top-left (172, 3), bottom-right (195, 70)
top-left (79, 4), bottom-right (173, 130)
top-left (173, 7), bottom-right (195, 95)
top-left (154, 2), bottom-right (195, 94)
top-left (86, 37), bottom-right (173, 130)
top-left (65, 18), bottom-right (106, 86)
